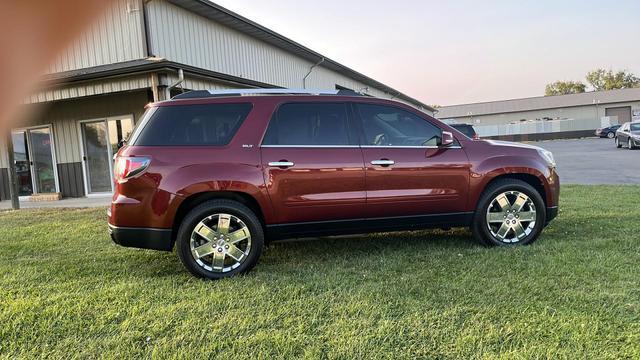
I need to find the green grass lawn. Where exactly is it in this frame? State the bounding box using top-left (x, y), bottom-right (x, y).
top-left (1, 185), bottom-right (639, 359)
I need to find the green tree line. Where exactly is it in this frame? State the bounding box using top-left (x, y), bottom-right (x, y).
top-left (545, 69), bottom-right (639, 96)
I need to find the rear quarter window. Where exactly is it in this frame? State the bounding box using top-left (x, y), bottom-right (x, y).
top-left (131, 103), bottom-right (252, 146)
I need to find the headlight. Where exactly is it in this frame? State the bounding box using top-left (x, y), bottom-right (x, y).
top-left (538, 149), bottom-right (556, 168)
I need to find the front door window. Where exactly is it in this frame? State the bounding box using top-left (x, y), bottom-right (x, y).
top-left (81, 117), bottom-right (134, 194)
top-left (11, 126), bottom-right (58, 196)
top-left (11, 131), bottom-right (34, 196)
top-left (29, 128), bottom-right (57, 193)
top-left (82, 121), bottom-right (112, 193)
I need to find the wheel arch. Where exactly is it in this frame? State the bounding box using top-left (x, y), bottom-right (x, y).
top-left (482, 173), bottom-right (547, 207)
top-left (171, 190), bottom-right (266, 246)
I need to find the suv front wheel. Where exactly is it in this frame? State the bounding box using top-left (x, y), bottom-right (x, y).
top-left (176, 200), bottom-right (264, 279)
top-left (472, 179), bottom-right (546, 246)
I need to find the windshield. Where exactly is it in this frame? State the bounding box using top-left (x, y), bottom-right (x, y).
top-left (630, 123), bottom-right (640, 131)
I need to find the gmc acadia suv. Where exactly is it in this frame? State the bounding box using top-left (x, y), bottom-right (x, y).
top-left (108, 89), bottom-right (559, 279)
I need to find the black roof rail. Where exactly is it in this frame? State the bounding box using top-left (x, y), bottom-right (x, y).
top-left (171, 88), bottom-right (366, 100)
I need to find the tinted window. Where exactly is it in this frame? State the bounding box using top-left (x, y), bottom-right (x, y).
top-left (356, 104), bottom-right (441, 146)
top-left (631, 123), bottom-right (640, 131)
top-left (262, 103), bottom-right (351, 145)
top-left (131, 103), bottom-right (252, 146)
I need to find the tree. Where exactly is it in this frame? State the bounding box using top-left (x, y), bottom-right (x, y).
top-left (544, 81), bottom-right (586, 96)
top-left (586, 69), bottom-right (640, 91)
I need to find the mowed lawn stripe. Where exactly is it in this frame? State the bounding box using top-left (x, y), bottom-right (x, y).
top-left (0, 185), bottom-right (639, 358)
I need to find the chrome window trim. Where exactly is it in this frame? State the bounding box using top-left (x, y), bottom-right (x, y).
top-left (360, 145), bottom-right (463, 149)
top-left (260, 145), bottom-right (360, 148)
top-left (260, 145), bottom-right (463, 149)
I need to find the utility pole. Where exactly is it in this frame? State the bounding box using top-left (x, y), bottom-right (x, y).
top-left (5, 132), bottom-right (20, 210)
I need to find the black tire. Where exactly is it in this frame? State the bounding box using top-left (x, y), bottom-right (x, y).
top-left (472, 179), bottom-right (546, 247)
top-left (607, 132), bottom-right (615, 139)
top-left (176, 199), bottom-right (264, 279)
top-left (616, 137), bottom-right (622, 148)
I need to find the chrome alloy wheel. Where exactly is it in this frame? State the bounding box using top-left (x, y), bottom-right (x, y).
top-left (486, 191), bottom-right (537, 243)
top-left (190, 213), bottom-right (252, 273)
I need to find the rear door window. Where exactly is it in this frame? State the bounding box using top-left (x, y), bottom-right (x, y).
top-left (131, 103), bottom-right (252, 146)
top-left (262, 103), bottom-right (353, 146)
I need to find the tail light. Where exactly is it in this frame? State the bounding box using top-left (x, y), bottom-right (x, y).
top-left (114, 156), bottom-right (151, 183)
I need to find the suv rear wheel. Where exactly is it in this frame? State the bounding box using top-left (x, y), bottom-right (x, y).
top-left (472, 179), bottom-right (546, 246)
top-left (176, 200), bottom-right (264, 279)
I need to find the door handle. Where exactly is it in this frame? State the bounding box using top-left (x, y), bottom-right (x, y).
top-left (371, 159), bottom-right (395, 166)
top-left (268, 161), bottom-right (295, 168)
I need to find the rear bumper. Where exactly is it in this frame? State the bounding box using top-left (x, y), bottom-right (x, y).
top-left (108, 223), bottom-right (173, 251)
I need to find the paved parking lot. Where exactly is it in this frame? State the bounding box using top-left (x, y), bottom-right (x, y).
top-left (536, 137), bottom-right (639, 185)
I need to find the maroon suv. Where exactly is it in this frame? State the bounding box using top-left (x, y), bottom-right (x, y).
top-left (108, 89), bottom-right (559, 279)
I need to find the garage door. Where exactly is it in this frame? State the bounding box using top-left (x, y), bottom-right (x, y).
top-left (605, 106), bottom-right (631, 125)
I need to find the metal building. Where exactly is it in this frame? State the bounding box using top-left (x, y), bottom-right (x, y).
top-left (0, 0), bottom-right (432, 201)
top-left (437, 88), bottom-right (640, 141)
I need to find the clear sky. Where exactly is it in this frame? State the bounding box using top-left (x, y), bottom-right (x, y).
top-left (214, 0), bottom-right (640, 106)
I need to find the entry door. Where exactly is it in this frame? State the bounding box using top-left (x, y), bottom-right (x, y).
top-left (260, 102), bottom-right (366, 224)
top-left (80, 117), bottom-right (134, 194)
top-left (11, 126), bottom-right (59, 196)
top-left (354, 103), bottom-right (470, 218)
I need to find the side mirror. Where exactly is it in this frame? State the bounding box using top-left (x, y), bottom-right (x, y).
top-left (440, 131), bottom-right (455, 147)
top-left (117, 139), bottom-right (127, 149)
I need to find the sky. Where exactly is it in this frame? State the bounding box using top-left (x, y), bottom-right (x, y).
top-left (213, 0), bottom-right (640, 106)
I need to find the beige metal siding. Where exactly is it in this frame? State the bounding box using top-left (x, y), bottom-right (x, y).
top-left (146, 0), bottom-right (410, 104)
top-left (438, 88), bottom-right (640, 118)
top-left (47, 0), bottom-right (146, 73)
top-left (440, 101), bottom-right (640, 126)
top-left (0, 137), bottom-right (8, 169)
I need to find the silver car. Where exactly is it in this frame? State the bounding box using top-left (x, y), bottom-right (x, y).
top-left (615, 122), bottom-right (640, 150)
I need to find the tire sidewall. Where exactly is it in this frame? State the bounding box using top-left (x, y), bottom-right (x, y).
top-left (607, 132), bottom-right (615, 139)
top-left (176, 200), bottom-right (264, 279)
top-left (473, 181), bottom-right (546, 246)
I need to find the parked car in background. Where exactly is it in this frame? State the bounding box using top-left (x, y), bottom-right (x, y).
top-left (450, 123), bottom-right (479, 139)
top-left (595, 124), bottom-right (621, 139)
top-left (615, 122), bottom-right (640, 149)
top-left (108, 89), bottom-right (559, 279)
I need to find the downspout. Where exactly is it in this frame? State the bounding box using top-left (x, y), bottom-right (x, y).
top-left (303, 57), bottom-right (325, 89)
top-left (164, 68), bottom-right (184, 99)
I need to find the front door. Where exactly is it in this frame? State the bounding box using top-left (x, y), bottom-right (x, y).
top-left (260, 102), bottom-right (366, 224)
top-left (80, 116), bottom-right (134, 194)
top-left (354, 103), bottom-right (470, 219)
top-left (11, 126), bottom-right (58, 196)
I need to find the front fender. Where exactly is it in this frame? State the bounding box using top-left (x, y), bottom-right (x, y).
top-left (468, 154), bottom-right (557, 210)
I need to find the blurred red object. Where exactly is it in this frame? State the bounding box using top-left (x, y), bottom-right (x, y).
top-left (0, 0), bottom-right (113, 133)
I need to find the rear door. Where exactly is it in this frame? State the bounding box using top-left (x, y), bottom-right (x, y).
top-left (354, 103), bottom-right (470, 219)
top-left (260, 102), bottom-right (366, 224)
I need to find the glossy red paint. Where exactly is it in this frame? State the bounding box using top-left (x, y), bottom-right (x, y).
top-left (108, 95), bottom-right (559, 241)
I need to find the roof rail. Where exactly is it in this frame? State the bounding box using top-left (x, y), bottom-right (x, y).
top-left (171, 88), bottom-right (364, 100)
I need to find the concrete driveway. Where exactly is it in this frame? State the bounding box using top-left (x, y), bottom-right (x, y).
top-left (0, 196), bottom-right (110, 210)
top-left (536, 137), bottom-right (639, 185)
